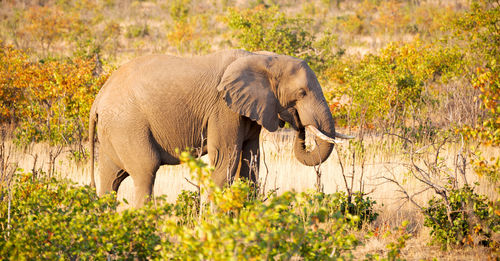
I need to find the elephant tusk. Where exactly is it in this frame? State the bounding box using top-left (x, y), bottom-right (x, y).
top-left (334, 132), bottom-right (355, 139)
top-left (305, 125), bottom-right (341, 144)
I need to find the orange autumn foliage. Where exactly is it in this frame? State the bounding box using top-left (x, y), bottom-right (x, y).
top-left (0, 43), bottom-right (110, 147)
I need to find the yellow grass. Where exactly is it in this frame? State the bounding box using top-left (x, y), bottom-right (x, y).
top-left (7, 128), bottom-right (497, 204)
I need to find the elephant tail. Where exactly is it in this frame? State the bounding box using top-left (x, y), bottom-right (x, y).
top-left (89, 105), bottom-right (97, 189)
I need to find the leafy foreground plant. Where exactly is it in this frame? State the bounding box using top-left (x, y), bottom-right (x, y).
top-left (424, 185), bottom-right (499, 249)
top-left (0, 153), bottom-right (381, 260)
top-left (0, 172), bottom-right (171, 260)
top-left (165, 151), bottom-right (365, 260)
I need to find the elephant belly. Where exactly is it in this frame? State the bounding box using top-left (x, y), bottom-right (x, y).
top-left (149, 123), bottom-right (208, 166)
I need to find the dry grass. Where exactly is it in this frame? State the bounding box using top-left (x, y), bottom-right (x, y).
top-left (3, 128), bottom-right (498, 259)
top-left (353, 225), bottom-right (497, 260)
top-left (7, 128), bottom-right (498, 203)
top-left (7, 128), bottom-right (497, 203)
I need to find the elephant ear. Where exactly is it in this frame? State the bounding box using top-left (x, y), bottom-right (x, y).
top-left (217, 54), bottom-right (280, 132)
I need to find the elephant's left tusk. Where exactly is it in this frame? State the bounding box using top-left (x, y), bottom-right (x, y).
top-left (334, 132), bottom-right (355, 139)
top-left (305, 125), bottom-right (345, 144)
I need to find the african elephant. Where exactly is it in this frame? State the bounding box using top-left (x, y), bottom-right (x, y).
top-left (88, 49), bottom-right (353, 207)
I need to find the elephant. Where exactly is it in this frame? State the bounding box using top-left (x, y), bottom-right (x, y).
top-left (88, 49), bottom-right (353, 207)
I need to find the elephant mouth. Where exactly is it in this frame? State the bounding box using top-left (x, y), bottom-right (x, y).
top-left (290, 106), bottom-right (354, 166)
top-left (278, 107), bottom-right (354, 143)
top-left (305, 125), bottom-right (354, 144)
top-left (277, 107), bottom-right (300, 130)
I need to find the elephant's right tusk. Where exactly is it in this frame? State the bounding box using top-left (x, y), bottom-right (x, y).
top-left (334, 132), bottom-right (355, 139)
top-left (305, 125), bottom-right (354, 144)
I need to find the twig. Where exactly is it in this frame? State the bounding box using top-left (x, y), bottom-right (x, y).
top-left (313, 138), bottom-right (323, 193)
top-left (7, 185), bottom-right (12, 237)
top-left (456, 134), bottom-right (468, 186)
top-left (386, 133), bottom-right (460, 228)
top-left (184, 177), bottom-right (200, 190)
top-left (350, 148), bottom-right (355, 197)
top-left (335, 146), bottom-right (351, 198)
top-left (260, 138), bottom-right (269, 197)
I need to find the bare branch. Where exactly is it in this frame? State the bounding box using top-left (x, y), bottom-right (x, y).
top-left (334, 146), bottom-right (351, 198)
top-left (184, 177), bottom-right (200, 190)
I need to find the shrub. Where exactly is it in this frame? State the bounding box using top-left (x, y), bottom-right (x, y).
top-left (224, 5), bottom-right (340, 73)
top-left (225, 5), bottom-right (313, 58)
top-left (0, 44), bottom-right (110, 156)
top-left (370, 0), bottom-right (411, 36)
top-left (424, 185), bottom-right (499, 248)
top-left (174, 190), bottom-right (200, 226)
top-left (0, 43), bottom-right (26, 122)
top-left (167, 17), bottom-right (212, 55)
top-left (163, 151), bottom-right (378, 259)
top-left (326, 40), bottom-right (464, 130)
top-left (365, 221), bottom-right (411, 261)
top-left (297, 190), bottom-right (378, 229)
top-left (17, 6), bottom-right (72, 56)
top-left (341, 192), bottom-right (379, 227)
top-left (6, 1), bottom-right (123, 59)
top-left (455, 0), bottom-right (499, 183)
top-left (0, 172), bottom-right (172, 260)
top-left (125, 23), bottom-right (149, 38)
top-left (163, 187), bottom-right (361, 260)
top-left (169, 0), bottom-right (191, 23)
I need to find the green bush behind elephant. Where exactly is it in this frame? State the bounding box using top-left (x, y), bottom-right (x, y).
top-left (89, 49), bottom-right (352, 207)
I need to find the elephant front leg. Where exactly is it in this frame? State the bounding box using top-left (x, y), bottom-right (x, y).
top-left (204, 135), bottom-right (242, 214)
top-left (207, 145), bottom-right (242, 188)
top-left (206, 114), bottom-right (245, 188)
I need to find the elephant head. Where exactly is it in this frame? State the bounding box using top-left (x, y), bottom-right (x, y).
top-left (217, 52), bottom-right (353, 166)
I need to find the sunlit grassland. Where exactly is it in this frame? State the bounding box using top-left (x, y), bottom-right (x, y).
top-left (1, 0), bottom-right (497, 258)
top-left (9, 128), bottom-right (497, 210)
top-left (4, 127), bottom-right (498, 259)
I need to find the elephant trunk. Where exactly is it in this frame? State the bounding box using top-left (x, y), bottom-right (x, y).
top-left (293, 104), bottom-right (336, 166)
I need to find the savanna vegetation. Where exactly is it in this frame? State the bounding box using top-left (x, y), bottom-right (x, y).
top-left (0, 0), bottom-right (498, 259)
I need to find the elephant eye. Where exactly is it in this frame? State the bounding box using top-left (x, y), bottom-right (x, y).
top-left (297, 89), bottom-right (307, 99)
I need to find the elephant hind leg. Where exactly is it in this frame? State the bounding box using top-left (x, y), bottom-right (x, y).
top-left (131, 172), bottom-right (157, 207)
top-left (114, 132), bottom-right (160, 208)
top-left (97, 153), bottom-right (122, 196)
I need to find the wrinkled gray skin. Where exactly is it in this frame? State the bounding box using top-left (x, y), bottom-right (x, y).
top-left (89, 50), bottom-right (341, 207)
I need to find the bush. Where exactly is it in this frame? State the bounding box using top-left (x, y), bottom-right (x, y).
top-left (0, 44), bottom-right (26, 122)
top-left (341, 192), bottom-right (379, 227)
top-left (225, 5), bottom-right (312, 58)
top-left (174, 190), bottom-right (200, 226)
top-left (454, 0), bottom-right (500, 184)
top-left (296, 190), bottom-right (378, 229)
top-left (224, 5), bottom-right (340, 73)
top-left (163, 188), bottom-right (360, 260)
top-left (167, 16), bottom-right (212, 55)
top-left (0, 44), bottom-right (110, 156)
top-left (125, 23), bottom-right (149, 38)
top-left (17, 6), bottom-right (72, 56)
top-left (169, 0), bottom-right (191, 23)
top-left (424, 185), bottom-right (499, 248)
top-left (0, 172), bottom-right (171, 260)
top-left (163, 151), bottom-right (377, 259)
top-left (326, 40), bottom-right (464, 130)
